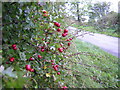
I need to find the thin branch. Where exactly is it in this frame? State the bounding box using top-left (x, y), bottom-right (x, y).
top-left (1, 20), bottom-right (26, 26)
top-left (63, 67), bottom-right (102, 84)
top-left (65, 52), bottom-right (102, 58)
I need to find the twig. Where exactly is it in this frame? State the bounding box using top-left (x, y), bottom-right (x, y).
top-left (1, 20), bottom-right (26, 26)
top-left (65, 52), bottom-right (102, 58)
top-left (63, 67), bottom-right (101, 83)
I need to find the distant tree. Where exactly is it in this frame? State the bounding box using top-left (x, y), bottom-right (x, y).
top-left (88, 1), bottom-right (112, 31)
top-left (66, 1), bottom-right (91, 25)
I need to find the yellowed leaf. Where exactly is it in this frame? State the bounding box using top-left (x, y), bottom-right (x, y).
top-left (46, 73), bottom-right (51, 77)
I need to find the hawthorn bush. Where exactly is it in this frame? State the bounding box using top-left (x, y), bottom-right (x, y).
top-left (1, 2), bottom-right (118, 88)
top-left (2, 2), bottom-right (74, 88)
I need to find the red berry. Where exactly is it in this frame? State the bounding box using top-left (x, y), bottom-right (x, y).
top-left (41, 49), bottom-right (45, 52)
top-left (43, 10), bottom-right (47, 13)
top-left (62, 86), bottom-right (68, 88)
top-left (51, 60), bottom-right (54, 62)
top-left (29, 57), bottom-right (34, 61)
top-left (58, 48), bottom-right (63, 52)
top-left (62, 33), bottom-right (67, 37)
top-left (46, 42), bottom-right (50, 44)
top-left (6, 62), bottom-right (9, 64)
top-left (38, 55), bottom-right (42, 59)
top-left (12, 44), bottom-right (16, 48)
top-left (66, 39), bottom-right (70, 41)
top-left (64, 29), bottom-right (68, 33)
top-left (55, 65), bottom-right (59, 68)
top-left (25, 65), bottom-right (31, 70)
top-left (53, 67), bottom-right (58, 71)
top-left (60, 44), bottom-right (63, 47)
top-left (42, 39), bottom-right (45, 41)
top-left (41, 46), bottom-right (44, 49)
top-left (62, 47), bottom-right (66, 50)
top-left (68, 42), bottom-right (71, 46)
top-left (29, 68), bottom-right (34, 72)
top-left (9, 57), bottom-right (15, 62)
top-left (43, 14), bottom-right (48, 17)
top-left (52, 63), bottom-right (55, 65)
top-left (57, 28), bottom-right (61, 32)
top-left (54, 22), bottom-right (60, 27)
top-left (57, 72), bottom-right (60, 75)
top-left (13, 47), bottom-right (17, 50)
top-left (69, 38), bottom-right (73, 40)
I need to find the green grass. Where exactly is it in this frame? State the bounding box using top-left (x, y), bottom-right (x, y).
top-left (72, 24), bottom-right (120, 38)
top-left (64, 39), bottom-right (119, 88)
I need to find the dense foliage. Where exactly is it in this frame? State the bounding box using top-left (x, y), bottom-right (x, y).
top-left (1, 2), bottom-right (119, 88)
top-left (2, 2), bottom-right (74, 88)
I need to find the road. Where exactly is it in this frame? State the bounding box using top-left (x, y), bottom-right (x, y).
top-left (68, 26), bottom-right (120, 58)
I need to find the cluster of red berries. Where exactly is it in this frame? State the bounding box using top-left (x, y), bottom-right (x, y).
top-left (25, 65), bottom-right (34, 72)
top-left (26, 55), bottom-right (42, 72)
top-left (62, 29), bottom-right (68, 37)
top-left (66, 38), bottom-right (73, 41)
top-left (9, 44), bottom-right (17, 62)
top-left (51, 60), bottom-right (60, 75)
top-left (42, 10), bottom-right (48, 17)
top-left (54, 22), bottom-right (60, 27)
top-left (12, 44), bottom-right (17, 50)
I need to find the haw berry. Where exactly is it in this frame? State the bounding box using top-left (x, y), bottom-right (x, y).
top-left (62, 86), bottom-right (68, 88)
top-left (12, 44), bottom-right (16, 48)
top-left (42, 39), bottom-right (45, 41)
top-left (52, 63), bottom-right (55, 65)
top-left (64, 29), bottom-right (68, 33)
top-left (6, 62), bottom-right (9, 64)
top-left (13, 47), bottom-right (17, 50)
top-left (55, 65), bottom-right (59, 68)
top-left (29, 68), bottom-right (34, 72)
top-left (54, 22), bottom-right (60, 27)
top-left (46, 42), bottom-right (50, 44)
top-left (53, 67), bottom-right (58, 71)
top-left (60, 44), bottom-right (63, 47)
top-left (57, 28), bottom-right (61, 32)
top-left (9, 57), bottom-right (15, 62)
top-left (51, 60), bottom-right (54, 62)
top-left (41, 46), bottom-right (45, 49)
top-left (66, 39), bottom-right (70, 41)
top-left (41, 49), bottom-right (45, 52)
top-left (25, 65), bottom-right (31, 70)
top-left (43, 10), bottom-right (47, 13)
top-left (29, 57), bottom-right (34, 61)
top-left (38, 55), bottom-right (42, 59)
top-left (69, 38), bottom-right (73, 40)
top-left (58, 48), bottom-right (63, 52)
top-left (62, 33), bottom-right (68, 37)
top-left (57, 72), bottom-right (61, 75)
top-left (68, 42), bottom-right (71, 46)
top-left (43, 14), bottom-right (48, 17)
top-left (53, 65), bottom-right (58, 71)
top-left (62, 47), bottom-right (66, 50)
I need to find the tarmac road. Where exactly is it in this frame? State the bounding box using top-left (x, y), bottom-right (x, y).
top-left (68, 26), bottom-right (120, 58)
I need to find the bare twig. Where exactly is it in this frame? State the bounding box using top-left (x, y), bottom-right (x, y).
top-left (65, 52), bottom-right (102, 58)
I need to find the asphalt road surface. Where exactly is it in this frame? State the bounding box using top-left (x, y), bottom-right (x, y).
top-left (68, 26), bottom-right (120, 58)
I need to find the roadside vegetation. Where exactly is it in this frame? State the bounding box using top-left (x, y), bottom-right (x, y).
top-left (1, 1), bottom-right (119, 88)
top-left (72, 24), bottom-right (119, 38)
top-left (65, 38), bottom-right (119, 88)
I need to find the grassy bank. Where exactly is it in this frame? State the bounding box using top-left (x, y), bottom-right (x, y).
top-left (72, 24), bottom-right (119, 38)
top-left (65, 39), bottom-right (119, 88)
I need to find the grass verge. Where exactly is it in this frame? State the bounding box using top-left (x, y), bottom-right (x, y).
top-left (65, 38), bottom-right (119, 88)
